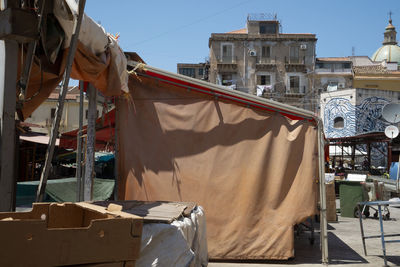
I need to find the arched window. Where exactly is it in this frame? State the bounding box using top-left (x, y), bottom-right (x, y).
top-left (334, 117), bottom-right (344, 128)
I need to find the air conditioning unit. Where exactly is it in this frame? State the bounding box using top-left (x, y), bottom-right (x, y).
top-left (338, 83), bottom-right (345, 89)
top-left (249, 50), bottom-right (257, 56)
top-left (300, 44), bottom-right (307, 50)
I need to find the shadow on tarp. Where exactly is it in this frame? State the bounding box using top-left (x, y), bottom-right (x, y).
top-left (210, 231), bottom-right (368, 265)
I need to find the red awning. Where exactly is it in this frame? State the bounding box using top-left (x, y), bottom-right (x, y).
top-left (60, 109), bottom-right (115, 151)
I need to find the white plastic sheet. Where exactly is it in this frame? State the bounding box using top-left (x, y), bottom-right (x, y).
top-left (136, 206), bottom-right (208, 267)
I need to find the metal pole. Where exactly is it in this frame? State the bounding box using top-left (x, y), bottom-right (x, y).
top-left (76, 81), bottom-right (84, 201)
top-left (318, 121), bottom-right (329, 264)
top-left (0, 40), bottom-right (18, 211)
top-left (36, 0), bottom-right (86, 202)
top-left (378, 205), bottom-right (388, 266)
top-left (357, 204), bottom-right (367, 255)
top-left (84, 83), bottom-right (96, 201)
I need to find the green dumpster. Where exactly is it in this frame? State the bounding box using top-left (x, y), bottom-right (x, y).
top-left (339, 181), bottom-right (369, 218)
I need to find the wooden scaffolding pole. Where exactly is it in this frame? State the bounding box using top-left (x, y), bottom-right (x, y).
top-left (76, 81), bottom-right (85, 201)
top-left (0, 39), bottom-right (18, 211)
top-left (318, 121), bottom-right (329, 263)
top-left (83, 83), bottom-right (97, 201)
top-left (113, 97), bottom-right (119, 200)
top-left (36, 0), bottom-right (86, 202)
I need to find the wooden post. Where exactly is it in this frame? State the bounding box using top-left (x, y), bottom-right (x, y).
top-left (76, 81), bottom-right (84, 201)
top-left (0, 39), bottom-right (18, 211)
top-left (113, 97), bottom-right (119, 200)
top-left (0, 0), bottom-right (19, 211)
top-left (36, 0), bottom-right (86, 202)
top-left (318, 121), bottom-right (329, 263)
top-left (84, 83), bottom-right (96, 201)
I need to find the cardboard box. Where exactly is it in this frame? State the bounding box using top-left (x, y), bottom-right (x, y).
top-left (0, 202), bottom-right (142, 267)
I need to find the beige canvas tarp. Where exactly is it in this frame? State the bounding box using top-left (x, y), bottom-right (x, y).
top-left (117, 73), bottom-right (319, 260)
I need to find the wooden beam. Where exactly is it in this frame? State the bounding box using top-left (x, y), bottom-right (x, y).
top-left (318, 121), bottom-right (329, 263)
top-left (0, 39), bottom-right (18, 211)
top-left (83, 83), bottom-right (96, 201)
top-left (113, 97), bottom-right (119, 200)
top-left (76, 81), bottom-right (84, 201)
top-left (0, 0), bottom-right (18, 212)
top-left (36, 0), bottom-right (86, 202)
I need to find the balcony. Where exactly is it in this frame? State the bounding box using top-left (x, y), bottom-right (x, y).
top-left (216, 56), bottom-right (238, 71)
top-left (285, 86), bottom-right (306, 96)
top-left (315, 67), bottom-right (352, 75)
top-left (258, 57), bottom-right (276, 64)
top-left (217, 56), bottom-right (237, 64)
top-left (285, 56), bottom-right (305, 65)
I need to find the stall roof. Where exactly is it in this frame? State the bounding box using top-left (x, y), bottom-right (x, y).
top-left (328, 132), bottom-right (390, 145)
top-left (20, 135), bottom-right (59, 146)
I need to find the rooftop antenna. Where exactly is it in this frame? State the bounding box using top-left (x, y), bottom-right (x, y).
top-left (352, 46), bottom-right (355, 56)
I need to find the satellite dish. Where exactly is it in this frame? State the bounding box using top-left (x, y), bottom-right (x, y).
top-left (382, 103), bottom-right (400, 123)
top-left (385, 125), bottom-right (399, 139)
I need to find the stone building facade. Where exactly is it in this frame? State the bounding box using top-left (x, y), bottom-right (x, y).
top-left (314, 57), bottom-right (353, 93)
top-left (207, 16), bottom-right (317, 111)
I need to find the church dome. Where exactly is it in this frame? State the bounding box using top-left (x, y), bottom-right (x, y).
top-left (372, 18), bottom-right (400, 65)
top-left (372, 45), bottom-right (400, 64)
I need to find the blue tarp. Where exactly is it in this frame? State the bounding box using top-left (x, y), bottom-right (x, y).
top-left (16, 178), bottom-right (115, 207)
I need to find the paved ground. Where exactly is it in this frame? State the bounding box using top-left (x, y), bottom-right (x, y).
top-left (209, 203), bottom-right (400, 266)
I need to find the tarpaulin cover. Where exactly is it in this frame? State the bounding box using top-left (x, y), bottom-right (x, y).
top-left (60, 108), bottom-right (115, 151)
top-left (16, 178), bottom-right (114, 206)
top-left (117, 73), bottom-right (319, 260)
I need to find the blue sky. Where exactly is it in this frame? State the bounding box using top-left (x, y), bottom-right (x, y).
top-left (85, 0), bottom-right (400, 73)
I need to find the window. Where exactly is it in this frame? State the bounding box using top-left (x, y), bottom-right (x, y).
top-left (179, 68), bottom-right (195, 77)
top-left (334, 117), bottom-right (344, 128)
top-left (221, 44), bottom-right (233, 62)
top-left (327, 81), bottom-right (338, 92)
top-left (198, 68), bottom-right (204, 76)
top-left (289, 46), bottom-right (299, 63)
top-left (343, 63), bottom-right (351, 69)
top-left (261, 46), bottom-right (271, 58)
top-left (221, 74), bottom-right (233, 86)
top-left (259, 23), bottom-right (277, 34)
top-left (257, 75), bottom-right (271, 85)
top-left (316, 63), bottom-right (324, 69)
top-left (50, 108), bottom-right (56, 119)
top-left (289, 76), bottom-right (300, 93)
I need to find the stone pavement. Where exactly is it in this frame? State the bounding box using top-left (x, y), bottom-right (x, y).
top-left (209, 204), bottom-right (400, 266)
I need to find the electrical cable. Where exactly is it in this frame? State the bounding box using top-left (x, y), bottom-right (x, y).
top-left (130, 0), bottom-right (254, 47)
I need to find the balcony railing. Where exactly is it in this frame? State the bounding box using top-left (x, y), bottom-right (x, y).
top-left (217, 56), bottom-right (237, 64)
top-left (285, 56), bottom-right (305, 65)
top-left (285, 86), bottom-right (306, 95)
top-left (315, 67), bottom-right (352, 74)
top-left (257, 57), bottom-right (276, 64)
